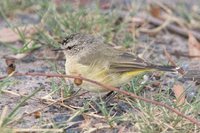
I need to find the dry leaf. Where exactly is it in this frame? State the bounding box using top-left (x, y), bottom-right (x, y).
top-left (172, 84), bottom-right (186, 106)
top-left (188, 32), bottom-right (200, 61)
top-left (0, 25), bottom-right (38, 43)
top-left (5, 58), bottom-right (16, 75)
top-left (150, 4), bottom-right (161, 19)
top-left (34, 111), bottom-right (41, 119)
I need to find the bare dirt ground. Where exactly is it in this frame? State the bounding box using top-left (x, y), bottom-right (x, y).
top-left (0, 0), bottom-right (200, 132)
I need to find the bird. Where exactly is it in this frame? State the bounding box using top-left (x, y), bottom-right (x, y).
top-left (56, 33), bottom-right (178, 92)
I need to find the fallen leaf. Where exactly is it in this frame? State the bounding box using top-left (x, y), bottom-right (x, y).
top-left (5, 58), bottom-right (16, 75)
top-left (172, 84), bottom-right (186, 106)
top-left (34, 111), bottom-right (41, 119)
top-left (99, 0), bottom-right (111, 9)
top-left (4, 53), bottom-right (28, 60)
top-left (150, 4), bottom-right (161, 19)
top-left (188, 32), bottom-right (200, 61)
top-left (0, 25), bottom-right (38, 43)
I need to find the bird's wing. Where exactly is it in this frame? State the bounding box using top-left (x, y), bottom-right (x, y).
top-left (78, 43), bottom-right (121, 65)
top-left (109, 52), bottom-right (151, 73)
top-left (109, 52), bottom-right (177, 72)
top-left (77, 43), bottom-right (151, 73)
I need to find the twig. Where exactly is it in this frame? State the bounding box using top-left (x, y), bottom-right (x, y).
top-left (7, 91), bottom-right (88, 125)
top-left (170, 51), bottom-right (200, 58)
top-left (0, 72), bottom-right (199, 126)
top-left (13, 128), bottom-right (63, 132)
top-left (0, 106), bottom-right (8, 126)
top-left (164, 49), bottom-right (185, 75)
top-left (141, 15), bottom-right (200, 41)
top-left (140, 17), bottom-right (172, 34)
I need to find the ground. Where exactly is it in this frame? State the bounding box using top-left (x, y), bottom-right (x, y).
top-left (0, 0), bottom-right (200, 133)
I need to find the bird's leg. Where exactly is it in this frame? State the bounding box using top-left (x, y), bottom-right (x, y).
top-left (102, 91), bottom-right (117, 104)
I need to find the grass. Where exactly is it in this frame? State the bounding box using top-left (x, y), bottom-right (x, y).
top-left (0, 0), bottom-right (199, 132)
top-left (0, 79), bottom-right (42, 132)
top-left (1, 88), bottom-right (41, 126)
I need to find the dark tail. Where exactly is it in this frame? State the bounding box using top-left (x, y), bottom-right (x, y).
top-left (110, 62), bottom-right (180, 73)
top-left (149, 65), bottom-right (179, 72)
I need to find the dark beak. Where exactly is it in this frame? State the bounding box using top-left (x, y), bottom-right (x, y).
top-left (52, 48), bottom-right (64, 51)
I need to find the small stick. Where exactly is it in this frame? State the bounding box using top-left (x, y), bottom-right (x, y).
top-left (0, 72), bottom-right (199, 126)
top-left (141, 15), bottom-right (200, 41)
top-left (164, 49), bottom-right (185, 75)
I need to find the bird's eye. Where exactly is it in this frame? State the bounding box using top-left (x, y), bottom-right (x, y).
top-left (62, 34), bottom-right (75, 45)
top-left (67, 46), bottom-right (72, 50)
top-left (62, 39), bottom-right (69, 45)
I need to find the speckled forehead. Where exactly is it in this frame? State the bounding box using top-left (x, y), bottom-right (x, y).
top-left (61, 35), bottom-right (74, 45)
top-left (61, 33), bottom-right (101, 49)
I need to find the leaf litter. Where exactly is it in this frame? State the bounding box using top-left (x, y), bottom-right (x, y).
top-left (0, 0), bottom-right (200, 132)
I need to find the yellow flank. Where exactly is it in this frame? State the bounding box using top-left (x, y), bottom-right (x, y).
top-left (122, 69), bottom-right (152, 77)
top-left (65, 59), bottom-right (153, 92)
